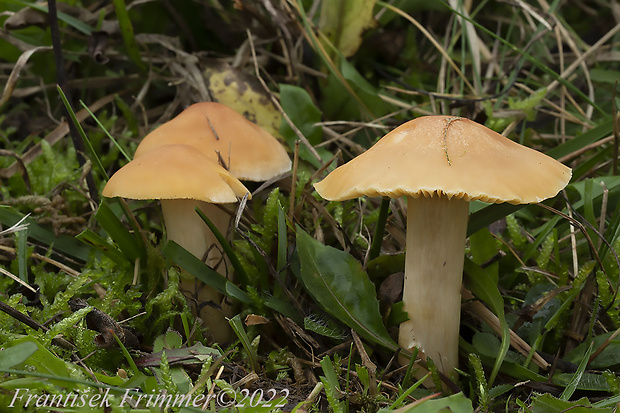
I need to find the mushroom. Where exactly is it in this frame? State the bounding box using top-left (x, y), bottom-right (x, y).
top-left (133, 102), bottom-right (292, 181)
top-left (314, 116), bottom-right (571, 379)
top-left (102, 144), bottom-right (250, 342)
top-left (104, 102), bottom-right (291, 343)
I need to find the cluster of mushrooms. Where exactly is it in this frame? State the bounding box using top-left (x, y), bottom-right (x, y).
top-left (103, 102), bottom-right (291, 343)
top-left (103, 107), bottom-right (572, 382)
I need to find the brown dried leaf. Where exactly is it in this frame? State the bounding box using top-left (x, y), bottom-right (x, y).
top-left (4, 6), bottom-right (48, 30)
top-left (69, 299), bottom-right (140, 349)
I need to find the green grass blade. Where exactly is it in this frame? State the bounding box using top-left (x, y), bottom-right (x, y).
top-left (80, 100), bottom-right (132, 162)
top-left (75, 228), bottom-right (127, 265)
top-left (95, 201), bottom-right (143, 262)
top-left (111, 0), bottom-right (146, 72)
top-left (163, 241), bottom-right (250, 304)
top-left (547, 119), bottom-right (613, 160)
top-left (228, 314), bottom-right (259, 372)
top-left (16, 226), bottom-right (28, 282)
top-left (56, 86), bottom-right (108, 180)
top-left (369, 197), bottom-right (390, 261)
top-left (560, 342), bottom-right (594, 401)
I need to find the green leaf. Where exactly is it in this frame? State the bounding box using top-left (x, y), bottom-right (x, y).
top-left (279, 84), bottom-right (322, 145)
top-left (276, 202), bottom-right (287, 276)
top-left (295, 226), bottom-right (397, 351)
top-left (304, 314), bottom-right (347, 340)
top-left (529, 394), bottom-right (613, 413)
top-left (111, 0), bottom-right (146, 72)
top-left (0, 341), bottom-right (38, 369)
top-left (590, 68), bottom-right (620, 84)
top-left (565, 331), bottom-right (620, 369)
top-left (378, 392), bottom-right (474, 413)
top-left (554, 372), bottom-right (611, 393)
top-left (2, 337), bottom-right (72, 384)
top-left (469, 228), bottom-right (498, 265)
top-left (318, 0), bottom-right (377, 58)
top-left (320, 356), bottom-right (346, 413)
top-left (340, 58), bottom-right (391, 118)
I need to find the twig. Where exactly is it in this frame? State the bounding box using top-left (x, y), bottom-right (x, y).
top-left (0, 300), bottom-right (75, 351)
top-left (245, 29), bottom-right (322, 162)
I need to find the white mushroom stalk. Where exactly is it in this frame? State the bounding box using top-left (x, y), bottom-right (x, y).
top-left (161, 200), bottom-right (234, 341)
top-left (162, 200), bottom-right (232, 273)
top-left (401, 196), bottom-right (468, 376)
top-left (314, 116), bottom-right (572, 381)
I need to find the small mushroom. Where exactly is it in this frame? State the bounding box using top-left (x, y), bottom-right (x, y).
top-left (103, 144), bottom-right (250, 342)
top-left (314, 116), bottom-right (571, 379)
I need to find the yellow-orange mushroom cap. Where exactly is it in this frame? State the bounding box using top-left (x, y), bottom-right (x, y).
top-left (133, 102), bottom-right (291, 182)
top-left (314, 116), bottom-right (571, 204)
top-left (102, 144), bottom-right (250, 203)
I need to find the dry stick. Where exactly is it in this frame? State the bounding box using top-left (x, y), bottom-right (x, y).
top-left (613, 93), bottom-right (619, 176)
top-left (546, 21), bottom-right (620, 94)
top-left (550, 13), bottom-right (595, 122)
top-left (0, 266), bottom-right (36, 294)
top-left (598, 183), bottom-right (609, 250)
top-left (48, 0), bottom-right (99, 204)
top-left (351, 330), bottom-right (378, 397)
top-left (289, 141), bottom-right (300, 223)
top-left (557, 135), bottom-right (615, 164)
top-left (566, 199), bottom-right (580, 279)
top-left (245, 29), bottom-right (321, 162)
top-left (462, 289), bottom-right (550, 369)
top-left (588, 326), bottom-right (620, 366)
top-left (0, 300), bottom-right (75, 351)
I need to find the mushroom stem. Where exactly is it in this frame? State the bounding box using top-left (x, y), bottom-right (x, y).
top-left (399, 196), bottom-right (469, 379)
top-left (161, 199), bottom-right (234, 343)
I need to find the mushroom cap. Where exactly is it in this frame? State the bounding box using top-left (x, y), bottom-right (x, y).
top-left (314, 116), bottom-right (572, 205)
top-left (103, 144), bottom-right (250, 203)
top-left (133, 102), bottom-right (291, 181)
